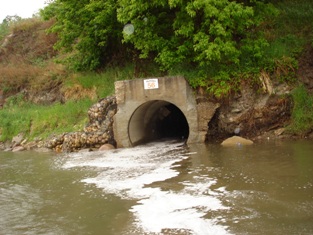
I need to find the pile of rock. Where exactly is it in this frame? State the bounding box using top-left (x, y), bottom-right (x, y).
top-left (84, 96), bottom-right (117, 133)
top-left (45, 96), bottom-right (117, 152)
top-left (0, 133), bottom-right (47, 152)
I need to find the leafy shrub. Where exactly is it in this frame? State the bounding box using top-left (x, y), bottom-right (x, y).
top-left (41, 0), bottom-right (124, 71)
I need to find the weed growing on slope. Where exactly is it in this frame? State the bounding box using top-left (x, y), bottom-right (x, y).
top-left (287, 85), bottom-right (313, 135)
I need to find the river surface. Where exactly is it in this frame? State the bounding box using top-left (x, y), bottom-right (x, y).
top-left (1, 139), bottom-right (313, 235)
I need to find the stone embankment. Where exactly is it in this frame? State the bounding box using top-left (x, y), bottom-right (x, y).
top-left (45, 96), bottom-right (117, 152)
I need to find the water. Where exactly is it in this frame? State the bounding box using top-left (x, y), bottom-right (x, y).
top-left (1, 139), bottom-right (313, 235)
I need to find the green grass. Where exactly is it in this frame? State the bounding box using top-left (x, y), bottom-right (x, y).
top-left (0, 108), bottom-right (32, 141)
top-left (287, 85), bottom-right (313, 135)
top-left (274, 0), bottom-right (313, 36)
top-left (0, 98), bottom-right (93, 141)
top-left (75, 64), bottom-right (135, 98)
top-left (29, 99), bottom-right (93, 139)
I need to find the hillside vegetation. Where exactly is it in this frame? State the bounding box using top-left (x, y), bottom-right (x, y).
top-left (0, 0), bottom-right (313, 142)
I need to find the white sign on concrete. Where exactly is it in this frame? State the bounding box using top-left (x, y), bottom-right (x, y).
top-left (144, 79), bottom-right (159, 90)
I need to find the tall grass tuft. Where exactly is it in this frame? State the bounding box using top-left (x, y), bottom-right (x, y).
top-left (74, 64), bottom-right (136, 98)
top-left (287, 85), bottom-right (313, 135)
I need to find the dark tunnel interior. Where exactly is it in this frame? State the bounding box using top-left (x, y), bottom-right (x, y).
top-left (128, 101), bottom-right (190, 146)
top-left (154, 104), bottom-right (189, 140)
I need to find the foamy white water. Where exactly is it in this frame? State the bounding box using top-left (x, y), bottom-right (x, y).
top-left (62, 141), bottom-right (231, 235)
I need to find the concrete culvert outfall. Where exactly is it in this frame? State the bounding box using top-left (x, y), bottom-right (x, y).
top-left (113, 76), bottom-right (202, 148)
top-left (128, 100), bottom-right (189, 146)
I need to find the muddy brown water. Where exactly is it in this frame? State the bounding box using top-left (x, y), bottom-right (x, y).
top-left (1, 139), bottom-right (313, 234)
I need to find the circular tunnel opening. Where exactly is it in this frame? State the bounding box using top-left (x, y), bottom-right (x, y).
top-left (128, 100), bottom-right (189, 146)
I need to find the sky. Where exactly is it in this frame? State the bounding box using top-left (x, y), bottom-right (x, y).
top-left (0, 0), bottom-right (48, 22)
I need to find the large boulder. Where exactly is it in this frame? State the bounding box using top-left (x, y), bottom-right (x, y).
top-left (12, 146), bottom-right (25, 152)
top-left (221, 136), bottom-right (253, 146)
top-left (99, 144), bottom-right (115, 151)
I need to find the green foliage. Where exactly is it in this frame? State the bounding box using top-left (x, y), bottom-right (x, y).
top-left (274, 0), bottom-right (313, 36)
top-left (117, 0), bottom-right (267, 70)
top-left (39, 0), bottom-right (313, 97)
top-left (41, 0), bottom-right (272, 86)
top-left (287, 85), bottom-right (313, 135)
top-left (258, 0), bottom-right (313, 82)
top-left (263, 36), bottom-right (303, 62)
top-left (41, 0), bottom-right (124, 71)
top-left (115, 0), bottom-right (275, 96)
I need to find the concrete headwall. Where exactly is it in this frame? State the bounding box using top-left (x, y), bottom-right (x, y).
top-left (113, 76), bottom-right (201, 148)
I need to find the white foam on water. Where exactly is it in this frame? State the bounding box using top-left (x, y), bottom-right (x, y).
top-left (131, 190), bottom-right (229, 235)
top-left (62, 141), bottom-right (232, 234)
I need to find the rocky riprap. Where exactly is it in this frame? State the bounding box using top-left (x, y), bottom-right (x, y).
top-left (205, 81), bottom-right (294, 142)
top-left (45, 96), bottom-right (117, 152)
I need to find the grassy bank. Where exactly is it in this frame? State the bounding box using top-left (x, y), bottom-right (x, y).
top-left (0, 98), bottom-right (92, 141)
top-left (0, 66), bottom-right (134, 142)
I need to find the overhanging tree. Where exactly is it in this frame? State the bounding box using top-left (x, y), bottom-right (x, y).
top-left (117, 0), bottom-right (269, 89)
top-left (41, 0), bottom-right (124, 70)
top-left (41, 0), bottom-right (271, 92)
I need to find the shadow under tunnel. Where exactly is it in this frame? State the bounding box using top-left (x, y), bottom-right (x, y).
top-left (128, 100), bottom-right (189, 146)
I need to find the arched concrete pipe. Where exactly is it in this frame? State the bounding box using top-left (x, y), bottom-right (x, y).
top-left (128, 100), bottom-right (189, 146)
top-left (113, 76), bottom-right (202, 148)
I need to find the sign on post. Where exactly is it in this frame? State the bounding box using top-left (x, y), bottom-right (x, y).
top-left (144, 79), bottom-right (159, 90)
